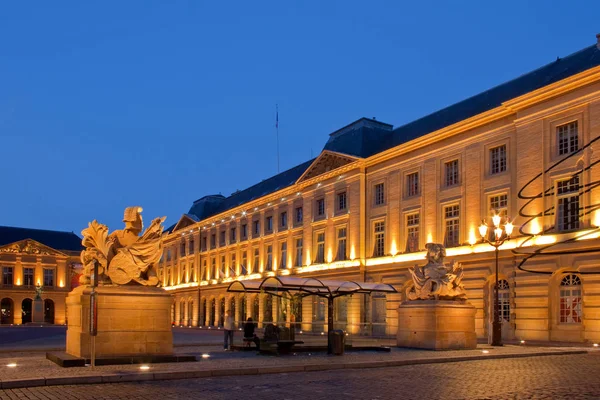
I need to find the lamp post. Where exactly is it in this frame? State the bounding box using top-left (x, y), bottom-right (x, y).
top-left (478, 213), bottom-right (514, 346)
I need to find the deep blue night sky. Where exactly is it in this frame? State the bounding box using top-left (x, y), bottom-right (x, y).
top-left (1, 1), bottom-right (599, 234)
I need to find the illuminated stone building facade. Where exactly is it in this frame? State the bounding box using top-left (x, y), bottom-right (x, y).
top-left (0, 226), bottom-right (82, 325)
top-left (161, 36), bottom-right (600, 343)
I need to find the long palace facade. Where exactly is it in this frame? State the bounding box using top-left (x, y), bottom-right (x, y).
top-left (160, 36), bottom-right (600, 343)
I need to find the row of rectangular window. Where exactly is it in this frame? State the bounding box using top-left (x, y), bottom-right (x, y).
top-left (1, 266), bottom-right (55, 287)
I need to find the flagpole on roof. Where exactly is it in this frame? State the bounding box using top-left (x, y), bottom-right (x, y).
top-left (276, 103), bottom-right (280, 173)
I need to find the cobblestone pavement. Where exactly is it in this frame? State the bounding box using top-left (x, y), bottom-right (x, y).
top-left (2, 354), bottom-right (599, 400)
top-left (0, 344), bottom-right (588, 381)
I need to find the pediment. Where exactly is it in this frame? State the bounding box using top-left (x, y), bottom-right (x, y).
top-left (0, 239), bottom-right (67, 257)
top-left (172, 214), bottom-right (198, 233)
top-left (297, 151), bottom-right (359, 183)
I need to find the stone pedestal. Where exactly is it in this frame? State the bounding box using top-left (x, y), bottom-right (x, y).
top-left (66, 285), bottom-right (173, 358)
top-left (397, 300), bottom-right (477, 350)
top-left (32, 298), bottom-right (44, 324)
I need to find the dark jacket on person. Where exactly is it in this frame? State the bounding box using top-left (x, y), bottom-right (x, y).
top-left (243, 321), bottom-right (256, 338)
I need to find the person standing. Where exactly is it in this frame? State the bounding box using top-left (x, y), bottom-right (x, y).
top-left (223, 311), bottom-right (234, 350)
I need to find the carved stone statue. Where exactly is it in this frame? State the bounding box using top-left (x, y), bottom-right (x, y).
top-left (34, 283), bottom-right (43, 300)
top-left (405, 243), bottom-right (466, 301)
top-left (79, 206), bottom-right (166, 286)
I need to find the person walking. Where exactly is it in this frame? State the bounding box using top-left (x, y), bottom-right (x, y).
top-left (223, 311), bottom-right (234, 350)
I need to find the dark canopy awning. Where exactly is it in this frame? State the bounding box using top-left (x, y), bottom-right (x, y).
top-left (227, 276), bottom-right (397, 298)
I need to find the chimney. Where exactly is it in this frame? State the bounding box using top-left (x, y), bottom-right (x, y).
top-left (597, 33), bottom-right (600, 49)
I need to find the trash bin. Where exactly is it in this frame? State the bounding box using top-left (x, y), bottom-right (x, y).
top-left (331, 329), bottom-right (345, 355)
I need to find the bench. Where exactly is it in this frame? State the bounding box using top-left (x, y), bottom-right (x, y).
top-left (259, 339), bottom-right (304, 355)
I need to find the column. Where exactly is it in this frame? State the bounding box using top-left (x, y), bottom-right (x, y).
top-left (258, 293), bottom-right (265, 328)
top-left (192, 291), bottom-right (199, 327)
top-left (235, 295), bottom-right (242, 328)
top-left (301, 295), bottom-right (313, 332)
top-left (174, 297), bottom-right (181, 326)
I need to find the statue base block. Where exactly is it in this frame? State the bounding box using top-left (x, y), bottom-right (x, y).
top-left (397, 300), bottom-right (477, 350)
top-left (66, 285), bottom-right (173, 358)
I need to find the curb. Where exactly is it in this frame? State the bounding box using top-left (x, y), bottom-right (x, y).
top-left (0, 343), bottom-right (221, 354)
top-left (0, 350), bottom-right (588, 390)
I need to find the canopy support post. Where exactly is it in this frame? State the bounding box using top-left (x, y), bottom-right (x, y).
top-left (327, 296), bottom-right (334, 355)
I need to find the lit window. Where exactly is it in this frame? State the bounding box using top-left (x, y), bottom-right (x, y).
top-left (406, 213), bottom-right (420, 253)
top-left (265, 245), bottom-right (273, 271)
top-left (24, 267), bottom-right (34, 287)
top-left (201, 260), bottom-right (207, 281)
top-left (560, 274), bottom-right (582, 324)
top-left (337, 192), bottom-right (347, 211)
top-left (557, 121), bottom-right (578, 156)
top-left (241, 251), bottom-right (248, 275)
top-left (315, 232), bottom-right (325, 263)
top-left (280, 212), bottom-right (288, 229)
top-left (228, 254), bottom-right (236, 277)
top-left (316, 199), bottom-right (325, 217)
top-left (373, 221), bottom-right (385, 257)
top-left (496, 280), bottom-right (510, 322)
top-left (490, 145), bottom-right (507, 175)
top-left (445, 160), bottom-right (459, 187)
top-left (211, 258), bottom-right (216, 279)
top-left (556, 175), bottom-right (580, 231)
top-left (253, 248), bottom-right (259, 273)
top-left (2, 267), bottom-right (13, 286)
top-left (336, 227), bottom-right (347, 261)
top-left (43, 269), bottom-right (54, 287)
top-left (279, 242), bottom-right (287, 269)
top-left (489, 194), bottom-right (508, 218)
top-left (444, 205), bottom-right (460, 247)
top-left (374, 183), bottom-right (385, 206)
top-left (407, 172), bottom-right (419, 197)
top-left (295, 238), bottom-right (303, 267)
top-left (253, 220), bottom-right (260, 236)
top-left (220, 255), bottom-right (225, 277)
top-left (295, 207), bottom-right (303, 225)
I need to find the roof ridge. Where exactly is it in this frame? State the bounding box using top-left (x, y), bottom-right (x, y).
top-left (0, 225), bottom-right (78, 235)
top-left (392, 43), bottom-right (598, 133)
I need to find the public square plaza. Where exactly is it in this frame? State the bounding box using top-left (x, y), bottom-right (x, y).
top-left (1, 326), bottom-right (599, 399)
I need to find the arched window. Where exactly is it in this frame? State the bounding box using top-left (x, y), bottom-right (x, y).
top-left (496, 279), bottom-right (510, 322)
top-left (560, 274), bottom-right (582, 324)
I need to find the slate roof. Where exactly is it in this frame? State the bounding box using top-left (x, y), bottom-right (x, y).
top-left (380, 43), bottom-right (600, 157)
top-left (323, 118), bottom-right (394, 158)
top-left (187, 159), bottom-right (314, 222)
top-left (182, 41), bottom-right (600, 227)
top-left (0, 226), bottom-right (83, 252)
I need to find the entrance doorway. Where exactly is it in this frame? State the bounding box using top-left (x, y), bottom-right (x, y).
top-left (22, 298), bottom-right (33, 324)
top-left (44, 299), bottom-right (55, 324)
top-left (1, 298), bottom-right (13, 324)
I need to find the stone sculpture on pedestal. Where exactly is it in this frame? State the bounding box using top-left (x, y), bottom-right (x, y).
top-left (64, 207), bottom-right (176, 360)
top-left (405, 243), bottom-right (466, 301)
top-left (397, 243), bottom-right (477, 350)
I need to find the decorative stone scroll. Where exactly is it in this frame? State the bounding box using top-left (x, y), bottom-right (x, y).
top-left (0, 240), bottom-right (54, 255)
top-left (79, 206), bottom-right (166, 286)
top-left (405, 243), bottom-right (466, 301)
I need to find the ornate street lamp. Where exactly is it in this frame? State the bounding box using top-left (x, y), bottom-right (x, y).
top-left (479, 213), bottom-right (514, 346)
